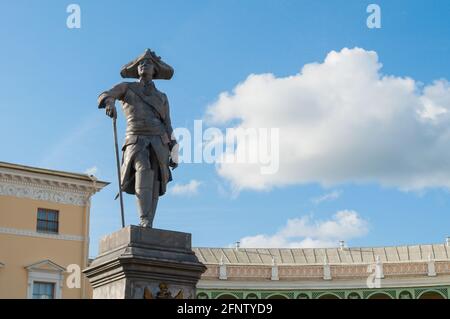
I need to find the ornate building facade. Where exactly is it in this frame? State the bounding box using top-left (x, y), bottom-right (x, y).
top-left (0, 162), bottom-right (107, 299)
top-left (193, 245), bottom-right (450, 299)
top-left (1, 161), bottom-right (449, 300)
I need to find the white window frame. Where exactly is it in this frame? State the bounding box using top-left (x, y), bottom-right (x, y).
top-left (28, 270), bottom-right (63, 299)
top-left (26, 260), bottom-right (65, 299)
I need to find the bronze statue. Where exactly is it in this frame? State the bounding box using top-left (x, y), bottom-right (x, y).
top-left (98, 49), bottom-right (178, 228)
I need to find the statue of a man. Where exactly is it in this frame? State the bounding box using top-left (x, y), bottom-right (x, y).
top-left (98, 49), bottom-right (178, 228)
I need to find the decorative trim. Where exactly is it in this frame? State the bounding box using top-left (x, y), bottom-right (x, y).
top-left (0, 167), bottom-right (107, 206)
top-left (0, 180), bottom-right (89, 206)
top-left (197, 275), bottom-right (450, 290)
top-left (198, 287), bottom-right (450, 300)
top-left (0, 227), bottom-right (84, 242)
top-left (200, 260), bottom-right (450, 282)
top-left (26, 260), bottom-right (66, 272)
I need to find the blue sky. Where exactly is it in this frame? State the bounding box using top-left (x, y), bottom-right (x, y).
top-left (0, 1), bottom-right (449, 257)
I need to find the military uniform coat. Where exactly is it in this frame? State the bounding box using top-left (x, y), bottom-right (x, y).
top-left (98, 81), bottom-right (174, 196)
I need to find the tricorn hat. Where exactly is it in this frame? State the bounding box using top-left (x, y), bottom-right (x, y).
top-left (120, 49), bottom-right (174, 80)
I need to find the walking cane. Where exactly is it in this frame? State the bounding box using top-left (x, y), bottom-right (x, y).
top-left (112, 117), bottom-right (126, 228)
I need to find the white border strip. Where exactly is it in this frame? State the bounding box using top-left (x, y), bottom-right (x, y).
top-left (0, 227), bottom-right (84, 242)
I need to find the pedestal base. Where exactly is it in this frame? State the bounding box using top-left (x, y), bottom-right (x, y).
top-left (84, 225), bottom-right (206, 299)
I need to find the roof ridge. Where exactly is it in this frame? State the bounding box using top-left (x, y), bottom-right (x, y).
top-left (194, 242), bottom-right (447, 251)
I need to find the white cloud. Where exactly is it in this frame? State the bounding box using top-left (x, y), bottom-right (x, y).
top-left (170, 179), bottom-right (202, 196)
top-left (238, 210), bottom-right (369, 248)
top-left (85, 166), bottom-right (98, 176)
top-left (312, 190), bottom-right (342, 205)
top-left (206, 47), bottom-right (450, 192)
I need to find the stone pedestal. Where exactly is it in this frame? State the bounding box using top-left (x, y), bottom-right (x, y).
top-left (84, 225), bottom-right (206, 299)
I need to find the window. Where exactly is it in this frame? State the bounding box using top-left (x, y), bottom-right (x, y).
top-left (26, 260), bottom-right (64, 299)
top-left (399, 291), bottom-right (413, 299)
top-left (37, 209), bottom-right (59, 234)
top-left (347, 293), bottom-right (361, 299)
top-left (32, 282), bottom-right (55, 299)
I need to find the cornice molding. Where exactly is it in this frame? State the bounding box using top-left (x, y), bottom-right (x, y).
top-left (0, 181), bottom-right (88, 206)
top-left (0, 227), bottom-right (84, 242)
top-left (0, 167), bottom-right (105, 206)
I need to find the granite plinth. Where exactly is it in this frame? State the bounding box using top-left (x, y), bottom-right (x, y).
top-left (84, 225), bottom-right (206, 299)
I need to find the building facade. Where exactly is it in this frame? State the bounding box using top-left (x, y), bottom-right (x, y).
top-left (0, 162), bottom-right (107, 299)
top-left (194, 245), bottom-right (450, 299)
top-left (1, 161), bottom-right (449, 300)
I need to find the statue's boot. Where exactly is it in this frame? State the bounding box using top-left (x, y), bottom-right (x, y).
top-left (149, 179), bottom-right (160, 224)
top-left (135, 168), bottom-right (155, 228)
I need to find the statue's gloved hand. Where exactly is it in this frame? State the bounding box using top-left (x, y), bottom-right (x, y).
top-left (168, 140), bottom-right (178, 170)
top-left (169, 158), bottom-right (178, 170)
top-left (105, 104), bottom-right (117, 119)
top-left (168, 140), bottom-right (178, 152)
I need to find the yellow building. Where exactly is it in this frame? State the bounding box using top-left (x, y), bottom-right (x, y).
top-left (0, 162), bottom-right (107, 299)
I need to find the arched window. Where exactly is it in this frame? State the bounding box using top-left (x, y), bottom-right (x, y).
top-left (318, 293), bottom-right (340, 299)
top-left (216, 293), bottom-right (238, 299)
top-left (246, 293), bottom-right (258, 299)
top-left (368, 293), bottom-right (392, 299)
top-left (297, 293), bottom-right (310, 299)
top-left (197, 293), bottom-right (209, 299)
top-left (347, 292), bottom-right (361, 299)
top-left (398, 291), bottom-right (413, 299)
top-left (418, 291), bottom-right (446, 299)
top-left (266, 294), bottom-right (289, 299)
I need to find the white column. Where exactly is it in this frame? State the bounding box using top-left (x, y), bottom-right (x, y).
top-left (219, 256), bottom-right (227, 280)
top-left (323, 256), bottom-right (332, 280)
top-left (427, 254), bottom-right (436, 277)
top-left (375, 255), bottom-right (384, 279)
top-left (271, 257), bottom-right (279, 281)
